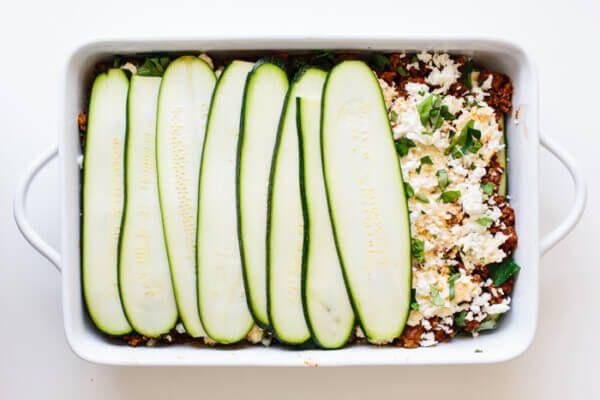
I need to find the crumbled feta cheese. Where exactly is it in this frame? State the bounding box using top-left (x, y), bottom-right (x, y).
top-left (246, 325), bottom-right (265, 344)
top-left (120, 62), bottom-right (137, 75)
top-left (419, 332), bottom-right (438, 347)
top-left (175, 323), bottom-right (186, 334)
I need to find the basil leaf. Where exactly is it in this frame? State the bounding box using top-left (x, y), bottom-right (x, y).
top-left (448, 129), bottom-right (456, 139)
top-left (468, 127), bottom-right (481, 140)
top-left (416, 156), bottom-right (433, 173)
top-left (461, 59), bottom-right (474, 90)
top-left (476, 318), bottom-right (498, 332)
top-left (452, 148), bottom-right (463, 159)
top-left (448, 272), bottom-right (461, 300)
top-left (429, 284), bottom-right (445, 306)
top-left (397, 65), bottom-right (408, 77)
top-left (440, 105), bottom-right (456, 120)
top-left (395, 138), bottom-right (416, 157)
top-left (373, 53), bottom-right (390, 71)
top-left (404, 182), bottom-right (414, 198)
top-left (455, 311), bottom-right (466, 327)
top-left (411, 238), bottom-right (425, 263)
top-left (475, 349), bottom-right (483, 353)
top-left (417, 95), bottom-right (434, 127)
top-left (390, 110), bottom-right (399, 123)
top-left (482, 182), bottom-right (494, 196)
top-left (436, 169), bottom-right (449, 191)
top-left (138, 57), bottom-right (171, 77)
top-left (416, 193), bottom-right (430, 203)
top-left (476, 217), bottom-right (493, 226)
top-left (488, 258), bottom-right (521, 286)
top-left (439, 190), bottom-right (461, 203)
top-left (411, 55), bottom-right (419, 64)
top-left (469, 140), bottom-right (482, 153)
top-left (445, 119), bottom-right (474, 155)
top-left (410, 288), bottom-right (419, 311)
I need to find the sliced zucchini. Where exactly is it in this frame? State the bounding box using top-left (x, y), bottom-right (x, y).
top-left (498, 113), bottom-right (507, 196)
top-left (156, 56), bottom-right (216, 338)
top-left (297, 97), bottom-right (355, 349)
top-left (237, 59), bottom-right (289, 328)
top-left (82, 69), bottom-right (132, 336)
top-left (197, 60), bottom-right (255, 343)
top-left (119, 75), bottom-right (178, 337)
top-left (267, 67), bottom-right (327, 344)
top-left (321, 61), bottom-right (411, 341)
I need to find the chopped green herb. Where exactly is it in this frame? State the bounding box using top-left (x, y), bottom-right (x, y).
top-left (418, 91), bottom-right (425, 96)
top-left (445, 120), bottom-right (482, 156)
top-left (448, 272), bottom-right (461, 300)
top-left (416, 156), bottom-right (433, 173)
top-left (404, 182), bottom-right (414, 197)
top-left (373, 53), bottom-right (390, 71)
top-left (476, 318), bottom-right (498, 332)
top-left (422, 131), bottom-right (433, 136)
top-left (420, 210), bottom-right (426, 215)
top-left (311, 50), bottom-right (335, 62)
top-left (137, 57), bottom-right (171, 77)
top-left (429, 284), bottom-right (445, 306)
top-left (395, 138), bottom-right (416, 157)
top-left (448, 129), bottom-right (457, 139)
top-left (416, 193), bottom-right (430, 203)
top-left (411, 238), bottom-right (425, 263)
top-left (411, 55), bottom-right (419, 64)
top-left (482, 182), bottom-right (495, 196)
top-left (454, 311), bottom-right (466, 327)
top-left (452, 148), bottom-right (463, 159)
top-left (397, 65), bottom-right (408, 77)
top-left (417, 95), bottom-right (434, 127)
top-left (113, 56), bottom-right (122, 68)
top-left (488, 258), bottom-right (521, 286)
top-left (390, 110), bottom-right (399, 123)
top-left (474, 349), bottom-right (483, 353)
top-left (436, 169), bottom-right (449, 191)
top-left (440, 105), bottom-right (456, 120)
top-left (476, 217), bottom-right (493, 226)
top-left (410, 288), bottom-right (419, 311)
top-left (439, 190), bottom-right (461, 203)
top-left (461, 59), bottom-right (474, 90)
top-left (469, 140), bottom-right (482, 153)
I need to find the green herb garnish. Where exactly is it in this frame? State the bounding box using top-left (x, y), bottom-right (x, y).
top-left (416, 194), bottom-right (430, 203)
top-left (476, 318), bottom-right (498, 332)
top-left (436, 169), bottom-right (449, 191)
top-left (440, 105), bottom-right (456, 120)
top-left (395, 138), bottom-right (416, 157)
top-left (417, 95), bottom-right (434, 126)
top-left (455, 311), bottom-right (466, 327)
top-left (476, 217), bottom-right (493, 226)
top-left (404, 182), bottom-right (415, 198)
top-left (397, 65), bottom-right (408, 77)
top-left (448, 130), bottom-right (457, 139)
top-left (410, 288), bottom-right (419, 311)
top-left (137, 57), bottom-right (170, 77)
top-left (474, 349), bottom-right (483, 353)
top-left (416, 156), bottom-right (433, 173)
top-left (429, 284), bottom-right (445, 306)
top-left (448, 272), bottom-right (461, 300)
top-left (488, 258), bottom-right (521, 286)
top-left (482, 182), bottom-right (495, 196)
top-left (390, 110), bottom-right (399, 123)
top-left (373, 53), bottom-right (390, 71)
top-left (439, 190), bottom-right (461, 203)
top-left (445, 120), bottom-right (481, 156)
top-left (461, 59), bottom-right (474, 90)
top-left (411, 238), bottom-right (425, 263)
top-left (411, 55), bottom-right (419, 64)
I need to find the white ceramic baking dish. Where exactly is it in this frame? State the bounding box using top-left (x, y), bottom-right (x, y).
top-left (14, 35), bottom-right (586, 366)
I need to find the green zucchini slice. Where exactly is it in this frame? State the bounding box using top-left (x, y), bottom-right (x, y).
top-left (156, 56), bottom-right (216, 338)
top-left (119, 75), bottom-right (178, 337)
top-left (321, 61), bottom-right (411, 341)
top-left (267, 67), bottom-right (328, 344)
top-left (237, 59), bottom-right (289, 328)
top-left (82, 69), bottom-right (132, 336)
top-left (297, 97), bottom-right (355, 349)
top-left (197, 60), bottom-right (255, 343)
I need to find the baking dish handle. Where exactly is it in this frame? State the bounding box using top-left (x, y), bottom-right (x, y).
top-left (13, 145), bottom-right (61, 271)
top-left (539, 132), bottom-right (587, 257)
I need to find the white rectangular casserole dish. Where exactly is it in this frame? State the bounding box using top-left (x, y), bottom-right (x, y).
top-left (14, 35), bottom-right (586, 366)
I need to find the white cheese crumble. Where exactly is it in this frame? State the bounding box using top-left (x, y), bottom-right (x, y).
top-left (120, 62), bottom-right (137, 75)
top-left (198, 53), bottom-right (214, 68)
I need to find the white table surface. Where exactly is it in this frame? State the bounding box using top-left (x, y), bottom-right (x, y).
top-left (1, 0), bottom-right (598, 398)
